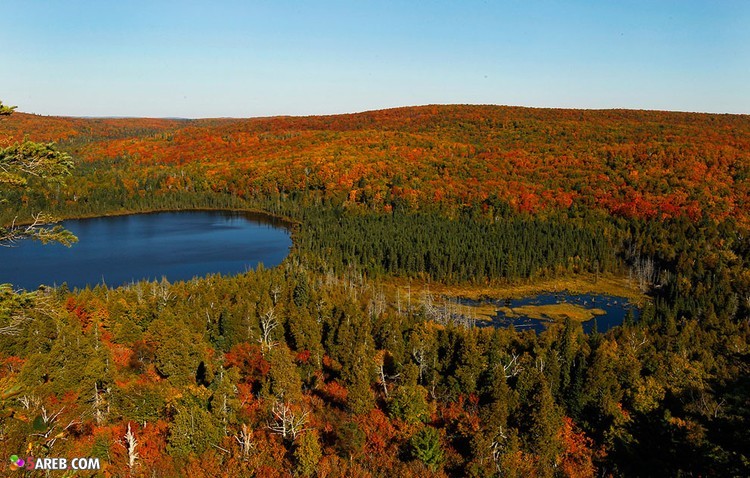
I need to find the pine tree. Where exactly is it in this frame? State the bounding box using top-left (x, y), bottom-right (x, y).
top-left (346, 343), bottom-right (375, 415)
top-left (0, 100), bottom-right (76, 246)
top-left (294, 430), bottom-right (322, 476)
top-left (410, 427), bottom-right (444, 471)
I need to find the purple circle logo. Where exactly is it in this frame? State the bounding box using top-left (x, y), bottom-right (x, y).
top-left (9, 455), bottom-right (25, 470)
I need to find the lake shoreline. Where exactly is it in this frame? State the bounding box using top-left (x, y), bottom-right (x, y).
top-left (3, 206), bottom-right (300, 230)
top-left (0, 210), bottom-right (293, 290)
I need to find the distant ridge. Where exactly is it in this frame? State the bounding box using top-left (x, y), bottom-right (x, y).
top-left (2, 104), bottom-right (749, 225)
top-left (13, 103), bottom-right (750, 121)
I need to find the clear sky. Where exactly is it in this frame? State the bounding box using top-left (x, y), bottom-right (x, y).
top-left (1, 0), bottom-right (748, 117)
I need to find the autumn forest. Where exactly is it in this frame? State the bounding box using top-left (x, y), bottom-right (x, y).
top-left (1, 104), bottom-right (750, 477)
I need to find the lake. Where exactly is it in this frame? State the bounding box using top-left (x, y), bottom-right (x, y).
top-left (0, 211), bottom-right (293, 290)
top-left (472, 292), bottom-right (640, 333)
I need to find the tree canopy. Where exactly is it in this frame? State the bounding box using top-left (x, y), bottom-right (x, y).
top-left (0, 103), bottom-right (748, 476)
top-left (0, 100), bottom-right (76, 246)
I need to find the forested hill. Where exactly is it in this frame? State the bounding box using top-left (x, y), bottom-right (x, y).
top-left (0, 112), bottom-right (186, 144)
top-left (3, 104), bottom-right (750, 476)
top-left (3, 105), bottom-right (750, 224)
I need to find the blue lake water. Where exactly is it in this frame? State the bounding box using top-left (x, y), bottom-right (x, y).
top-left (472, 292), bottom-right (640, 333)
top-left (0, 211), bottom-right (292, 290)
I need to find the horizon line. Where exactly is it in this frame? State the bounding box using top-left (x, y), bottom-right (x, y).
top-left (12, 103), bottom-right (750, 120)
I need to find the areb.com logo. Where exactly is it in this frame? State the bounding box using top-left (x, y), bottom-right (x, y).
top-left (9, 455), bottom-right (24, 470)
top-left (9, 455), bottom-right (101, 471)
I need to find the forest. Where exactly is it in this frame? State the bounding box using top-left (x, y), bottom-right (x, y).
top-left (1, 103), bottom-right (749, 477)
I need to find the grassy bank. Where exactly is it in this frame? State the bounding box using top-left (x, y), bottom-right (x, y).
top-left (378, 274), bottom-right (646, 321)
top-left (383, 274), bottom-right (644, 302)
top-left (499, 303), bottom-right (607, 323)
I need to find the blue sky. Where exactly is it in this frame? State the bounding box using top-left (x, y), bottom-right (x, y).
top-left (1, 0), bottom-right (748, 117)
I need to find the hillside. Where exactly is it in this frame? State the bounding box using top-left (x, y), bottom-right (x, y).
top-left (3, 105), bottom-right (750, 224)
top-left (2, 104), bottom-right (750, 477)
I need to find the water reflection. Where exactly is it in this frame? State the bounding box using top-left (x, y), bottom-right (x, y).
top-left (0, 211), bottom-right (292, 290)
top-left (471, 292), bottom-right (640, 334)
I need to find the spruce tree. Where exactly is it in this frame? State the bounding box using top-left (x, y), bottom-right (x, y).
top-left (0, 100), bottom-right (76, 246)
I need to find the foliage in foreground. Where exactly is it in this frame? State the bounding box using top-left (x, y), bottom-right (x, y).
top-left (0, 252), bottom-right (748, 476)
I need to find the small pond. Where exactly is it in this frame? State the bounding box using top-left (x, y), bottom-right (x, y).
top-left (471, 292), bottom-right (640, 333)
top-left (0, 211), bottom-right (292, 290)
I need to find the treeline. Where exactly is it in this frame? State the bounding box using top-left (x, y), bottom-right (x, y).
top-left (0, 159), bottom-right (247, 226)
top-left (297, 208), bottom-right (623, 283)
top-left (0, 112), bottom-right (185, 144)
